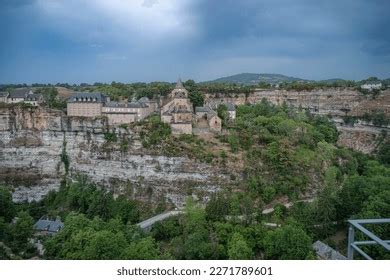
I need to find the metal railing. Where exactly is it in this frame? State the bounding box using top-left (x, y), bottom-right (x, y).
top-left (347, 218), bottom-right (390, 260)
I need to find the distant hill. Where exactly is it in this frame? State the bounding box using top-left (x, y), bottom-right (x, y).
top-left (319, 78), bottom-right (347, 84)
top-left (204, 73), bottom-right (307, 85)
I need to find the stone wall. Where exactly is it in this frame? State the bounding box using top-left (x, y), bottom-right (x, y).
top-left (105, 113), bottom-right (136, 125)
top-left (170, 123), bottom-right (192, 135)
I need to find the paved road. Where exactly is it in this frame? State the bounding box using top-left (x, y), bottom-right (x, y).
top-left (137, 199), bottom-right (315, 230)
top-left (137, 210), bottom-right (183, 230)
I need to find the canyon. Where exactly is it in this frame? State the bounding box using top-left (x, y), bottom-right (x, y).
top-left (0, 88), bottom-right (388, 205)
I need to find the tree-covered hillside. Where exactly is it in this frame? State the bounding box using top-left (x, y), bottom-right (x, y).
top-left (1, 100), bottom-right (388, 260)
top-left (204, 73), bottom-right (305, 85)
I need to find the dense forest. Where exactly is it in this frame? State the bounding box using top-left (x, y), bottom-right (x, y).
top-left (0, 100), bottom-right (389, 260)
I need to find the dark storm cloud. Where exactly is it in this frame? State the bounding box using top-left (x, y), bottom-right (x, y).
top-left (193, 0), bottom-right (390, 56)
top-left (0, 0), bottom-right (389, 83)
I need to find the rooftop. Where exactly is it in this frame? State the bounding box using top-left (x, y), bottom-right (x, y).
top-left (104, 101), bottom-right (148, 108)
top-left (34, 217), bottom-right (64, 234)
top-left (68, 92), bottom-right (106, 103)
top-left (9, 88), bottom-right (34, 99)
top-left (195, 106), bottom-right (211, 113)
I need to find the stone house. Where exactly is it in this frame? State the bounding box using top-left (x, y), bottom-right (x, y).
top-left (195, 106), bottom-right (222, 133)
top-left (102, 98), bottom-right (155, 125)
top-left (5, 88), bottom-right (43, 106)
top-left (208, 101), bottom-right (236, 120)
top-left (226, 103), bottom-right (236, 120)
top-left (67, 92), bottom-right (105, 117)
top-left (67, 92), bottom-right (156, 124)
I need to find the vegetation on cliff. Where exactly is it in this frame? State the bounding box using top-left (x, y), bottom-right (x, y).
top-left (0, 99), bottom-right (389, 260)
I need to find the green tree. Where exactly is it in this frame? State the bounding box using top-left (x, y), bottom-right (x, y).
top-left (263, 224), bottom-right (313, 259)
top-left (0, 187), bottom-right (15, 222)
top-left (217, 104), bottom-right (229, 127)
top-left (227, 232), bottom-right (253, 259)
top-left (188, 91), bottom-right (204, 108)
top-left (9, 211), bottom-right (34, 251)
top-left (122, 237), bottom-right (160, 259)
top-left (205, 194), bottom-right (230, 222)
top-left (84, 230), bottom-right (128, 260)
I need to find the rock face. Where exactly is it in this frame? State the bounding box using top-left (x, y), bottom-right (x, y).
top-left (0, 107), bottom-right (231, 206)
top-left (1, 88), bottom-right (388, 204)
top-left (205, 88), bottom-right (389, 153)
top-left (205, 88), bottom-right (390, 117)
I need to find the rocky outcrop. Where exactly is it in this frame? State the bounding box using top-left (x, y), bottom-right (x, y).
top-left (205, 88), bottom-right (390, 117)
top-left (0, 107), bottom-right (233, 206)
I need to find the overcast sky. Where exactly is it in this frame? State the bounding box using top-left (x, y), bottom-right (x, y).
top-left (0, 0), bottom-right (389, 83)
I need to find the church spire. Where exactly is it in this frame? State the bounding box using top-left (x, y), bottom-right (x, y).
top-left (175, 78), bottom-right (184, 89)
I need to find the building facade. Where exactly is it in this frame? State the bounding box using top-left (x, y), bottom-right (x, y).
top-left (67, 92), bottom-right (156, 124)
top-left (161, 79), bottom-right (222, 135)
top-left (67, 92), bottom-right (105, 117)
top-left (2, 88), bottom-right (43, 106)
top-left (161, 79), bottom-right (194, 134)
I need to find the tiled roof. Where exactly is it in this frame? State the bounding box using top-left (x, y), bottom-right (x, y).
top-left (104, 101), bottom-right (148, 108)
top-left (34, 217), bottom-right (64, 233)
top-left (195, 106), bottom-right (210, 113)
top-left (68, 92), bottom-right (106, 103)
top-left (9, 88), bottom-right (33, 99)
top-left (24, 93), bottom-right (42, 101)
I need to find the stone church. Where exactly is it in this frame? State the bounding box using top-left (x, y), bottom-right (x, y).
top-left (161, 79), bottom-right (221, 135)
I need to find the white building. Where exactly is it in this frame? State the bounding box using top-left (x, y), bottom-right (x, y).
top-left (361, 82), bottom-right (382, 91)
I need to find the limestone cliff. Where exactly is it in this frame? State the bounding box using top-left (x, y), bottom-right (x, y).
top-left (0, 106), bottom-right (233, 206)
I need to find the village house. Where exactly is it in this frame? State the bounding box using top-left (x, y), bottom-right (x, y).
top-left (226, 103), bottom-right (236, 120)
top-left (194, 106), bottom-right (222, 133)
top-left (34, 216), bottom-right (64, 236)
top-left (208, 101), bottom-right (236, 120)
top-left (1, 88), bottom-right (43, 106)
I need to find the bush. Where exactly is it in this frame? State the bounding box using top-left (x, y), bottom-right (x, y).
top-left (104, 132), bottom-right (118, 142)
